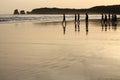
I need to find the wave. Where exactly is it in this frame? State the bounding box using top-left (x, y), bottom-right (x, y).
top-left (0, 14), bottom-right (102, 23)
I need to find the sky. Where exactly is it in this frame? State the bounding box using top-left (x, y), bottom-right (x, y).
top-left (0, 0), bottom-right (120, 14)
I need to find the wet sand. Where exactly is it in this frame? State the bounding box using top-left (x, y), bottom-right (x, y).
top-left (0, 19), bottom-right (120, 80)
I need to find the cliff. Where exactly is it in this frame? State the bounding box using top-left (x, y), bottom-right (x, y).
top-left (16, 4), bottom-right (120, 14)
top-left (29, 8), bottom-right (86, 14)
top-left (89, 5), bottom-right (120, 14)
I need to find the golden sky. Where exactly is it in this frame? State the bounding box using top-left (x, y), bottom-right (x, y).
top-left (0, 0), bottom-right (120, 14)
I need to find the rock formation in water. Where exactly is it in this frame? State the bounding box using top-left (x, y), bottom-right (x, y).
top-left (13, 9), bottom-right (19, 14)
top-left (20, 10), bottom-right (25, 14)
top-left (26, 11), bottom-right (31, 14)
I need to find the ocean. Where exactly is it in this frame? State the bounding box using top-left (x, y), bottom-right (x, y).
top-left (0, 14), bottom-right (101, 23)
top-left (0, 14), bottom-right (120, 80)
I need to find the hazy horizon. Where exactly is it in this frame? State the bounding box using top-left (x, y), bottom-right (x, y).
top-left (0, 0), bottom-right (120, 14)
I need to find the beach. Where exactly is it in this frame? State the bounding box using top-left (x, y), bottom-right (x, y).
top-left (0, 14), bottom-right (120, 80)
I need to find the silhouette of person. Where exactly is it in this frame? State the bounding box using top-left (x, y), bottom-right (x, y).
top-left (104, 14), bottom-right (107, 24)
top-left (101, 14), bottom-right (108, 32)
top-left (108, 13), bottom-right (111, 28)
top-left (101, 13), bottom-right (104, 25)
top-left (111, 14), bottom-right (117, 22)
top-left (74, 14), bottom-right (77, 24)
top-left (74, 14), bottom-right (77, 32)
top-left (78, 13), bottom-right (80, 32)
top-left (112, 14), bottom-right (117, 31)
top-left (85, 13), bottom-right (88, 22)
top-left (101, 13), bottom-right (104, 21)
top-left (85, 13), bottom-right (89, 35)
top-left (78, 13), bottom-right (80, 21)
top-left (108, 13), bottom-right (111, 21)
top-left (112, 14), bottom-right (114, 22)
top-left (63, 13), bottom-right (66, 22)
top-left (74, 13), bottom-right (80, 32)
top-left (62, 13), bottom-right (66, 35)
top-left (114, 14), bottom-right (117, 22)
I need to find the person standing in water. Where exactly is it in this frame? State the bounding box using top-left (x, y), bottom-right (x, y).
top-left (85, 13), bottom-right (88, 22)
top-left (85, 13), bottom-right (89, 35)
top-left (101, 13), bottom-right (104, 22)
top-left (78, 13), bottom-right (80, 22)
top-left (102, 13), bottom-right (104, 20)
top-left (77, 13), bottom-right (80, 24)
top-left (78, 13), bottom-right (80, 32)
top-left (63, 13), bottom-right (66, 22)
top-left (62, 13), bottom-right (66, 26)
top-left (104, 14), bottom-right (107, 24)
top-left (62, 13), bottom-right (66, 35)
top-left (108, 13), bottom-right (111, 21)
top-left (75, 14), bottom-right (77, 22)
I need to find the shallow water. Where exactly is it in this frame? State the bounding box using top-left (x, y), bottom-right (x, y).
top-left (0, 14), bottom-right (103, 23)
top-left (0, 19), bottom-right (120, 80)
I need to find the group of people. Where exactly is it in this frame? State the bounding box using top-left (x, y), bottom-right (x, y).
top-left (101, 13), bottom-right (118, 31)
top-left (63, 13), bottom-right (89, 23)
top-left (74, 13), bottom-right (88, 33)
top-left (62, 13), bottom-right (118, 34)
top-left (62, 13), bottom-right (89, 35)
top-left (74, 13), bottom-right (80, 32)
top-left (101, 13), bottom-right (117, 24)
top-left (63, 13), bottom-right (118, 24)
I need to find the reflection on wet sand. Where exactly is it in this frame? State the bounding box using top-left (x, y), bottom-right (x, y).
top-left (74, 13), bottom-right (80, 32)
top-left (85, 13), bottom-right (89, 35)
top-left (112, 21), bottom-right (117, 31)
top-left (74, 20), bottom-right (80, 32)
top-left (61, 13), bottom-right (90, 35)
top-left (101, 13), bottom-right (118, 32)
top-left (33, 14), bottom-right (119, 36)
top-left (62, 21), bottom-right (66, 35)
top-left (1, 14), bottom-right (120, 80)
top-left (101, 18), bottom-right (118, 31)
top-left (86, 22), bottom-right (89, 35)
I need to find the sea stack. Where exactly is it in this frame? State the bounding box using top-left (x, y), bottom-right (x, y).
top-left (20, 10), bottom-right (25, 14)
top-left (26, 11), bottom-right (30, 14)
top-left (13, 9), bottom-right (19, 14)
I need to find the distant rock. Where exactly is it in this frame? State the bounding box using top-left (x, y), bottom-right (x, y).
top-left (20, 10), bottom-right (25, 14)
top-left (26, 11), bottom-right (31, 14)
top-left (13, 9), bottom-right (19, 14)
